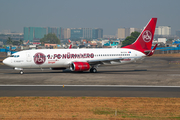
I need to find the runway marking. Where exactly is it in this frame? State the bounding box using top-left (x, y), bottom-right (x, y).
top-left (0, 85), bottom-right (180, 88)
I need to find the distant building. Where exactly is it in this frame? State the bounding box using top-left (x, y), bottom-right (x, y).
top-left (70, 28), bottom-right (103, 40)
top-left (130, 28), bottom-right (142, 34)
top-left (117, 28), bottom-right (141, 39)
top-left (158, 38), bottom-right (167, 44)
top-left (24, 27), bottom-right (64, 42)
top-left (103, 35), bottom-right (116, 38)
top-left (117, 28), bottom-right (126, 39)
top-left (92, 28), bottom-right (103, 39)
top-left (70, 28), bottom-right (83, 39)
top-left (64, 28), bottom-right (71, 39)
top-left (155, 26), bottom-right (171, 36)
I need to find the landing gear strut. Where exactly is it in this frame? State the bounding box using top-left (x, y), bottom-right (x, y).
top-left (90, 67), bottom-right (97, 73)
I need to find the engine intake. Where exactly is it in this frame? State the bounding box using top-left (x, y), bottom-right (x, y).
top-left (70, 62), bottom-right (90, 71)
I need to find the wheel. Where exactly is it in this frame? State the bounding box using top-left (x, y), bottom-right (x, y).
top-left (20, 71), bottom-right (24, 75)
top-left (90, 68), bottom-right (97, 73)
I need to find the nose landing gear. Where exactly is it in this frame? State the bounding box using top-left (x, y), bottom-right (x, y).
top-left (14, 68), bottom-right (24, 75)
top-left (20, 70), bottom-right (24, 75)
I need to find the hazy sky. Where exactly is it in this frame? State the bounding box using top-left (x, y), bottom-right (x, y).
top-left (0, 0), bottom-right (180, 35)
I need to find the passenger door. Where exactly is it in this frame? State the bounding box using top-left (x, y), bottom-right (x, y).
top-left (26, 52), bottom-right (32, 62)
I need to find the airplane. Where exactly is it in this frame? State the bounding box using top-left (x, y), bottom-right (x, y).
top-left (68, 39), bottom-right (72, 49)
top-left (3, 18), bottom-right (157, 74)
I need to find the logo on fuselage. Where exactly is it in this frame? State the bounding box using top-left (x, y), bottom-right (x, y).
top-left (34, 53), bottom-right (46, 65)
top-left (142, 30), bottom-right (152, 42)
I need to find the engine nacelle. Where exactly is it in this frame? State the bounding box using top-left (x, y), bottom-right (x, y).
top-left (70, 62), bottom-right (90, 71)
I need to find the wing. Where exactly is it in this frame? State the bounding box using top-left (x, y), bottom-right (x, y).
top-left (87, 56), bottom-right (141, 65)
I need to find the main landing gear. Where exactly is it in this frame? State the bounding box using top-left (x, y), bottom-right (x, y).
top-left (90, 67), bottom-right (97, 73)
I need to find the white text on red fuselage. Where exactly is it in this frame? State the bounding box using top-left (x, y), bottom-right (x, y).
top-left (47, 52), bottom-right (94, 59)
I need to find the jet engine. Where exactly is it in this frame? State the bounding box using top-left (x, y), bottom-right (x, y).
top-left (70, 62), bottom-right (90, 71)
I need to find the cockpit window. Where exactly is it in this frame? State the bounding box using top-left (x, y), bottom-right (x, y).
top-left (10, 55), bottom-right (20, 58)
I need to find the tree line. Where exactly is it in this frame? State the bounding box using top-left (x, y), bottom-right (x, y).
top-left (6, 37), bottom-right (23, 45)
top-left (121, 31), bottom-right (140, 47)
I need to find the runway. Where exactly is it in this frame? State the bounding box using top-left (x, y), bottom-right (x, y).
top-left (0, 85), bottom-right (180, 97)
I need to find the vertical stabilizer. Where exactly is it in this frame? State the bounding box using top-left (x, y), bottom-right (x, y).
top-left (123, 18), bottom-right (157, 54)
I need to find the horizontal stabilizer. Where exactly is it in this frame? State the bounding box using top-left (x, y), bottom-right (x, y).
top-left (144, 44), bottom-right (157, 56)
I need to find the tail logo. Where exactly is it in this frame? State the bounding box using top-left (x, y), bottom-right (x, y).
top-left (142, 30), bottom-right (152, 42)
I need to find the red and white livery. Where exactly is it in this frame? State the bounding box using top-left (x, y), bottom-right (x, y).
top-left (3, 18), bottom-right (157, 74)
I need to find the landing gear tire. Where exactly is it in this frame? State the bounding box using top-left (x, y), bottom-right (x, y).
top-left (20, 71), bottom-right (24, 75)
top-left (90, 68), bottom-right (97, 73)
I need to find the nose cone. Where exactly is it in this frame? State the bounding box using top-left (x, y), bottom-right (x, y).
top-left (3, 58), bottom-right (10, 66)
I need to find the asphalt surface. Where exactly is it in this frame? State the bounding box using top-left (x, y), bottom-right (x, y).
top-left (0, 57), bottom-right (180, 97)
top-left (0, 85), bottom-right (180, 97)
top-left (1, 57), bottom-right (180, 86)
